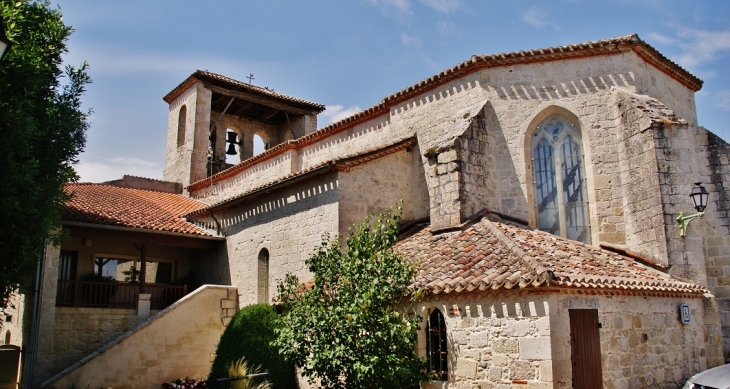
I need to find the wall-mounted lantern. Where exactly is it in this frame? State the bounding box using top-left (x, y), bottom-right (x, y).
top-left (0, 16), bottom-right (12, 61)
top-left (676, 182), bottom-right (709, 238)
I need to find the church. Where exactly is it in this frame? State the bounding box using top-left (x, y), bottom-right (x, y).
top-left (28, 34), bottom-right (730, 388)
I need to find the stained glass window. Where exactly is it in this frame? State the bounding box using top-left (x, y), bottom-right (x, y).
top-left (531, 115), bottom-right (590, 243)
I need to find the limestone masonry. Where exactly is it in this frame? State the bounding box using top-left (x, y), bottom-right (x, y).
top-left (32, 34), bottom-right (730, 388)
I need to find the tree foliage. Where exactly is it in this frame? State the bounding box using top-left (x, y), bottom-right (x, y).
top-left (274, 204), bottom-right (429, 389)
top-left (211, 304), bottom-right (296, 389)
top-left (0, 0), bottom-right (90, 308)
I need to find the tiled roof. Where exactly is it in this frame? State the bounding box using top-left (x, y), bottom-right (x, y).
top-left (620, 90), bottom-right (689, 127)
top-left (163, 70), bottom-right (325, 111)
top-left (395, 214), bottom-right (705, 296)
top-left (63, 183), bottom-right (214, 237)
top-left (188, 35), bottom-right (701, 193)
top-left (314, 34), bottom-right (701, 141)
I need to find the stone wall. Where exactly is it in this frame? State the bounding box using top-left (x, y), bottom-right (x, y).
top-left (703, 130), bottom-right (730, 353)
top-left (554, 293), bottom-right (722, 389)
top-left (186, 51), bottom-right (700, 243)
top-left (199, 173), bottom-right (340, 306)
top-left (162, 82), bottom-right (212, 190)
top-left (415, 291), bottom-right (721, 389)
top-left (338, 145), bottom-right (429, 237)
top-left (42, 285), bottom-right (238, 389)
top-left (416, 294), bottom-right (554, 389)
top-left (51, 307), bottom-right (145, 377)
top-left (616, 92), bottom-right (669, 263)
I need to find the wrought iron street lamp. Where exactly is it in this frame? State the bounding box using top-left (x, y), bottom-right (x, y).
top-left (0, 16), bottom-right (11, 61)
top-left (676, 182), bottom-right (709, 238)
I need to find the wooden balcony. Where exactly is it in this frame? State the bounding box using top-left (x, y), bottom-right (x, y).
top-left (56, 280), bottom-right (188, 310)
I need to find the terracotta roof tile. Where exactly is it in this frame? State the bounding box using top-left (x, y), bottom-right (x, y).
top-left (188, 36), bottom-right (697, 195)
top-left (163, 70), bottom-right (325, 111)
top-left (395, 214), bottom-right (705, 296)
top-left (63, 183), bottom-right (213, 236)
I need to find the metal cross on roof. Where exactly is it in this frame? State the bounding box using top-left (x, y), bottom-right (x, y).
top-left (247, 73), bottom-right (254, 85)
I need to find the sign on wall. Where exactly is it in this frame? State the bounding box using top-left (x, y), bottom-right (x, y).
top-left (680, 303), bottom-right (691, 324)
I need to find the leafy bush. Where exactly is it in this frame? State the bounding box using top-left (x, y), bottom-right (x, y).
top-left (210, 304), bottom-right (295, 388)
top-left (274, 204), bottom-right (429, 389)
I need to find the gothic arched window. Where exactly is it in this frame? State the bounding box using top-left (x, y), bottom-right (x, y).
top-left (531, 115), bottom-right (590, 243)
top-left (258, 249), bottom-right (270, 304)
top-left (426, 309), bottom-right (448, 381)
top-left (177, 105), bottom-right (187, 148)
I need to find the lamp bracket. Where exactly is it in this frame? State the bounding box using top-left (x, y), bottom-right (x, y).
top-left (676, 211), bottom-right (705, 238)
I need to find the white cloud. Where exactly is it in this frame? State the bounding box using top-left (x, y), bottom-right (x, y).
top-left (420, 0), bottom-right (460, 14)
top-left (672, 28), bottom-right (730, 69)
top-left (714, 90), bottom-right (730, 111)
top-left (368, 0), bottom-right (412, 17)
top-left (76, 157), bottom-right (162, 183)
top-left (437, 20), bottom-right (457, 36)
top-left (63, 41), bottom-right (249, 77)
top-left (521, 6), bottom-right (550, 28)
top-left (646, 32), bottom-right (676, 46)
top-left (320, 105), bottom-right (362, 126)
top-left (400, 33), bottom-right (422, 47)
top-left (648, 28), bottom-right (730, 70)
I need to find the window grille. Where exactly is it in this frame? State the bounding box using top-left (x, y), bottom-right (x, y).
top-left (427, 309), bottom-right (448, 381)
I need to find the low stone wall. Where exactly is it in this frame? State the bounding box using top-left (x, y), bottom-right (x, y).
top-left (51, 307), bottom-right (145, 379)
top-left (42, 285), bottom-right (238, 389)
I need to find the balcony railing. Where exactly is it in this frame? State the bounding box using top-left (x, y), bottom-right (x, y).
top-left (56, 280), bottom-right (188, 310)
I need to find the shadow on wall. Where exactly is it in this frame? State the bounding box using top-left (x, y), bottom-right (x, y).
top-left (219, 173), bottom-right (340, 236)
top-left (493, 72), bottom-right (637, 101)
top-left (192, 241), bottom-right (232, 288)
top-left (393, 79), bottom-right (482, 117)
top-left (303, 114), bottom-right (392, 159)
top-left (484, 102), bottom-right (529, 220)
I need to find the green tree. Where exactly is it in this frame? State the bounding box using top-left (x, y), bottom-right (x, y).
top-left (274, 204), bottom-right (430, 389)
top-left (0, 0), bottom-right (90, 308)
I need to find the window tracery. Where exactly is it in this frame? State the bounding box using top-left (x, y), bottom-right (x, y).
top-left (531, 115), bottom-right (590, 243)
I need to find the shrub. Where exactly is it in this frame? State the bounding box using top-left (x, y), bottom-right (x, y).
top-left (210, 304), bottom-right (296, 388)
top-left (274, 204), bottom-right (429, 389)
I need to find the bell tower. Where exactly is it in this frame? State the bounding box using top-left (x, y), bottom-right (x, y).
top-left (162, 70), bottom-right (325, 192)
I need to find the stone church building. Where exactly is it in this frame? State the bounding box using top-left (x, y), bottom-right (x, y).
top-left (28, 34), bottom-right (730, 388)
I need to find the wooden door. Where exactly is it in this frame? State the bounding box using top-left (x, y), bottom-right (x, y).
top-left (569, 309), bottom-right (602, 389)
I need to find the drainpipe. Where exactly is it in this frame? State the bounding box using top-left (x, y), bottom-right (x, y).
top-left (208, 209), bottom-right (222, 236)
top-left (22, 248), bottom-right (45, 389)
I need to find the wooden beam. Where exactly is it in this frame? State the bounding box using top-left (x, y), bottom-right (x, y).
top-left (259, 107), bottom-right (280, 121)
top-left (64, 225), bottom-right (222, 250)
top-left (205, 84), bottom-right (314, 116)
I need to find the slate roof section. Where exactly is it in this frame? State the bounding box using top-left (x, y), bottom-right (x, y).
top-left (63, 183), bottom-right (213, 237)
top-left (395, 214), bottom-right (705, 296)
top-left (163, 70), bottom-right (326, 112)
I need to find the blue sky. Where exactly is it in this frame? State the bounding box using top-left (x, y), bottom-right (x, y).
top-left (52, 0), bottom-right (730, 183)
